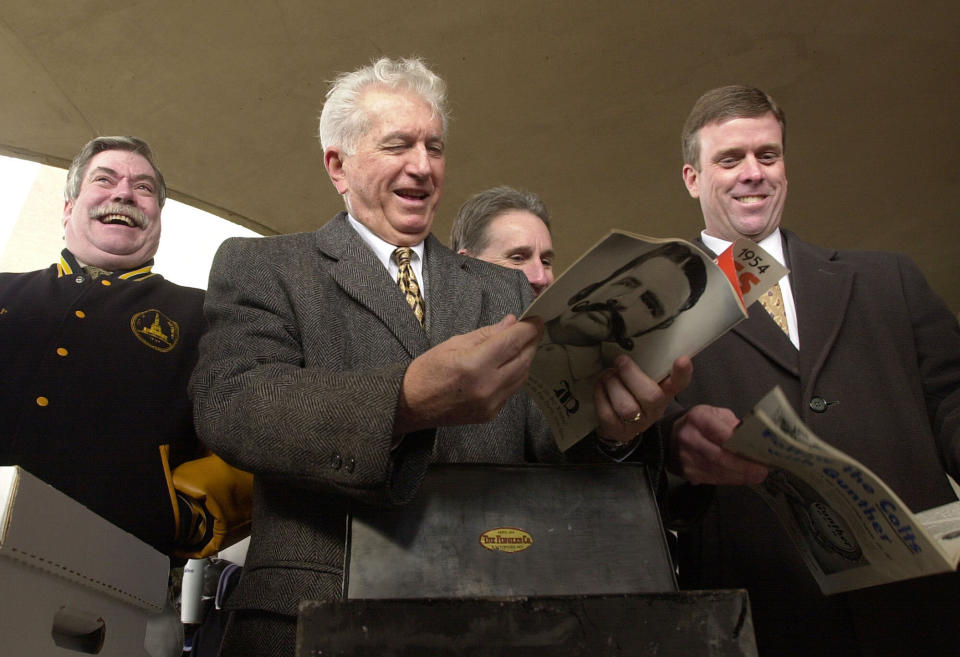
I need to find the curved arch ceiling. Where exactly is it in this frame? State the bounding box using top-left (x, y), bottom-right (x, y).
top-left (2, 0), bottom-right (957, 307)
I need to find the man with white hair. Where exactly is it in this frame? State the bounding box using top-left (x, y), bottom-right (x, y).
top-left (190, 57), bottom-right (692, 655)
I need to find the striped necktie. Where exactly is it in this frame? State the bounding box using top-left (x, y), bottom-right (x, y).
top-left (393, 247), bottom-right (425, 325)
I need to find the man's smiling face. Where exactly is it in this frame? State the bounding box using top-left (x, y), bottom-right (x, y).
top-left (682, 112), bottom-right (788, 242)
top-left (62, 149), bottom-right (162, 269)
top-left (326, 87), bottom-right (446, 246)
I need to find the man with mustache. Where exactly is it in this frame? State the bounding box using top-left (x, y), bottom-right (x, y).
top-left (545, 242), bottom-right (707, 351)
top-left (529, 243), bottom-right (707, 443)
top-left (0, 136), bottom-right (216, 557)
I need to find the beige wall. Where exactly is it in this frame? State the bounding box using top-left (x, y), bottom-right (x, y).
top-left (0, 166), bottom-right (67, 273)
top-left (0, 1), bottom-right (957, 308)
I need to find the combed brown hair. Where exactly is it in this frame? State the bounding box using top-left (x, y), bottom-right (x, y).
top-left (450, 186), bottom-right (550, 253)
top-left (682, 85), bottom-right (786, 169)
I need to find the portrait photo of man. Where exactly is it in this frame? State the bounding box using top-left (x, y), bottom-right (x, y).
top-left (524, 235), bottom-right (718, 449)
top-left (545, 241), bottom-right (708, 352)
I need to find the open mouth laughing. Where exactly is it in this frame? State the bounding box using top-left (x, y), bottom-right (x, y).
top-left (394, 188), bottom-right (430, 203)
top-left (90, 203), bottom-right (148, 229)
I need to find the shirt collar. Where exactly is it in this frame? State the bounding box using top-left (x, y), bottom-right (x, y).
top-left (56, 249), bottom-right (157, 281)
top-left (346, 214), bottom-right (425, 269)
top-left (700, 229), bottom-right (786, 268)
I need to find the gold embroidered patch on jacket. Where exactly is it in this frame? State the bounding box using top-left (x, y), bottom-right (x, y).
top-left (131, 309), bottom-right (180, 352)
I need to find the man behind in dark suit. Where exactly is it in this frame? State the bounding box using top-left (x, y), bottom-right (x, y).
top-left (190, 57), bottom-right (692, 656)
top-left (665, 86), bottom-right (960, 656)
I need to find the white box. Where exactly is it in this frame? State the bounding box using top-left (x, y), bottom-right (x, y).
top-left (0, 466), bottom-right (169, 656)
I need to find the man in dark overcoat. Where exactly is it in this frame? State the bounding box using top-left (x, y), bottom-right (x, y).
top-left (665, 85), bottom-right (960, 657)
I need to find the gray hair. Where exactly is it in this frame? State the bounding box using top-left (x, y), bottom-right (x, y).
top-left (318, 57), bottom-right (448, 155)
top-left (682, 85), bottom-right (786, 170)
top-left (64, 136), bottom-right (167, 208)
top-left (450, 186), bottom-right (551, 253)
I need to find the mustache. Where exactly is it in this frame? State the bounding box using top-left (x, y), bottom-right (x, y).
top-left (570, 300), bottom-right (634, 351)
top-left (89, 202), bottom-right (149, 229)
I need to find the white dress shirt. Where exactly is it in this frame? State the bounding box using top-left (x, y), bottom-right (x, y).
top-left (347, 214), bottom-right (428, 301)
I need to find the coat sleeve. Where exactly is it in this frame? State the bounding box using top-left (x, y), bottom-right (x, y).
top-left (899, 253), bottom-right (960, 480)
top-left (189, 237), bottom-right (432, 506)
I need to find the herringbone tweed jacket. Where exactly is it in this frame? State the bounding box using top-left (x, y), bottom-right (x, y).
top-left (190, 213), bottom-right (563, 618)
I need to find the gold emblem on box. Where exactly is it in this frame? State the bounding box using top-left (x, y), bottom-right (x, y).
top-left (479, 528), bottom-right (533, 553)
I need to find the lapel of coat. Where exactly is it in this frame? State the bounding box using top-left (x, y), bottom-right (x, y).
top-left (422, 235), bottom-right (485, 344)
top-left (695, 236), bottom-right (799, 376)
top-left (315, 213), bottom-right (432, 358)
top-left (783, 230), bottom-right (854, 397)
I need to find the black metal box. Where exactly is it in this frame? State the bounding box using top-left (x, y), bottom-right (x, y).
top-left (297, 591), bottom-right (758, 656)
top-left (344, 463), bottom-right (677, 599)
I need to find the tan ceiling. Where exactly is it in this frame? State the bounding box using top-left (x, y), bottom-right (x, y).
top-left (2, 0), bottom-right (958, 309)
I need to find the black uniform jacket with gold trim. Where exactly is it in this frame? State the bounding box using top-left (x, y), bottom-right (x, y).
top-left (0, 249), bottom-right (205, 554)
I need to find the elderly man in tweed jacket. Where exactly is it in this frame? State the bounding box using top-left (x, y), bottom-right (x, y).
top-left (190, 57), bottom-right (691, 656)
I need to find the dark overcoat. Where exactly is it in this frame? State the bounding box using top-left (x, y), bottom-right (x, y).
top-left (675, 230), bottom-right (960, 657)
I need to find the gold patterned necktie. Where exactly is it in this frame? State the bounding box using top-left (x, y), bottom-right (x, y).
top-left (759, 282), bottom-right (789, 337)
top-left (393, 247), bottom-right (425, 325)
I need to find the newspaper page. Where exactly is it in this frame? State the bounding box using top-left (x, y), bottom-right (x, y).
top-left (727, 386), bottom-right (960, 594)
top-left (522, 230), bottom-right (784, 451)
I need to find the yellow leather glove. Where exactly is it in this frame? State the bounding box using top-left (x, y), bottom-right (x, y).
top-left (171, 454), bottom-right (254, 559)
